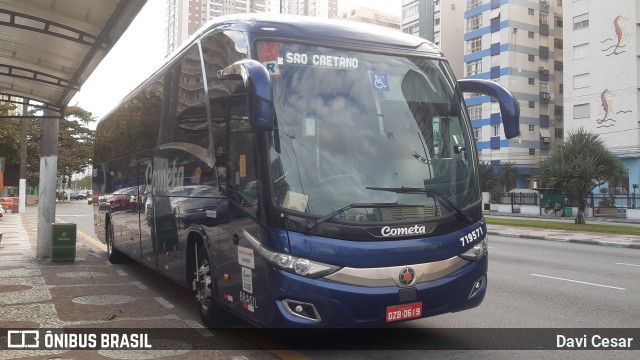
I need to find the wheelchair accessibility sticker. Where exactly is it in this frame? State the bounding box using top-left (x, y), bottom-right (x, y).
top-left (370, 72), bottom-right (389, 91)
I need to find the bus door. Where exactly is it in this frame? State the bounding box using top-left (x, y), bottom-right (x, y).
top-left (224, 112), bottom-right (262, 319)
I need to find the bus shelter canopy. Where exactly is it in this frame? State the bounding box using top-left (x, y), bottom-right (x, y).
top-left (0, 0), bottom-right (146, 113)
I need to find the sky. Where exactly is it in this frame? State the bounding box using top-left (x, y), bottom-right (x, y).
top-left (70, 0), bottom-right (402, 123)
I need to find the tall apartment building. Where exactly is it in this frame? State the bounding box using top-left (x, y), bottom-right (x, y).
top-left (464, 0), bottom-right (563, 188)
top-left (341, 7), bottom-right (401, 31)
top-left (281, 0), bottom-right (338, 19)
top-left (564, 0), bottom-right (639, 194)
top-left (401, 0), bottom-right (465, 79)
top-left (164, 0), bottom-right (272, 56)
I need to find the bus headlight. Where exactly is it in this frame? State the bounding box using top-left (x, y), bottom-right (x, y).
top-left (239, 229), bottom-right (341, 278)
top-left (459, 238), bottom-right (488, 262)
top-left (261, 247), bottom-right (340, 278)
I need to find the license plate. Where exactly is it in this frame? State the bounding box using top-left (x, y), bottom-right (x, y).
top-left (385, 302), bottom-right (422, 323)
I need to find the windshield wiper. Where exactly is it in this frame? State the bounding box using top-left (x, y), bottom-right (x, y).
top-left (365, 186), bottom-right (472, 223)
top-left (306, 202), bottom-right (423, 230)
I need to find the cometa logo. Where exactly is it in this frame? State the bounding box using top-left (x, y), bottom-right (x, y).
top-left (381, 225), bottom-right (426, 237)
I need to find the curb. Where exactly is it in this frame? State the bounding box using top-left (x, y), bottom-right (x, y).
top-left (487, 231), bottom-right (640, 249)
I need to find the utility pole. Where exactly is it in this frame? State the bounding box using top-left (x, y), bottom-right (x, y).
top-left (19, 102), bottom-right (28, 213)
top-left (36, 109), bottom-right (59, 258)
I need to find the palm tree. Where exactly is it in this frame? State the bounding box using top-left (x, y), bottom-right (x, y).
top-left (538, 128), bottom-right (626, 224)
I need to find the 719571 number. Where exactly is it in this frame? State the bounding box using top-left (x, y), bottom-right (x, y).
top-left (460, 227), bottom-right (484, 246)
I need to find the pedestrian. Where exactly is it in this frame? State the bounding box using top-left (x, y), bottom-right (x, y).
top-left (552, 201), bottom-right (562, 216)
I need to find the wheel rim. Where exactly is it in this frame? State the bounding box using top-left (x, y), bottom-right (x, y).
top-left (196, 258), bottom-right (212, 311)
top-left (106, 225), bottom-right (113, 256)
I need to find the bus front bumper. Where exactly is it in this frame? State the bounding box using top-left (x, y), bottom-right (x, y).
top-left (265, 255), bottom-right (487, 328)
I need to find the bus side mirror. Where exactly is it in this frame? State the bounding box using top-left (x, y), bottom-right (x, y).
top-left (219, 59), bottom-right (274, 131)
top-left (458, 79), bottom-right (520, 139)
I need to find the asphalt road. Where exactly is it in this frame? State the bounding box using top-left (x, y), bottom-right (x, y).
top-left (54, 202), bottom-right (640, 359)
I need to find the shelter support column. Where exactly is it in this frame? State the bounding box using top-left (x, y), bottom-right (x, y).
top-left (19, 103), bottom-right (28, 213)
top-left (36, 109), bottom-right (59, 258)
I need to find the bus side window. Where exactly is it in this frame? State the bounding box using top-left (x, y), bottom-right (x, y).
top-left (201, 30), bottom-right (257, 214)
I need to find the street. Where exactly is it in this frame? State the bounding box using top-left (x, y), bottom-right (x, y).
top-left (54, 201), bottom-right (640, 359)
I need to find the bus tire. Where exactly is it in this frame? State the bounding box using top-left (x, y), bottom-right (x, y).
top-left (195, 244), bottom-right (230, 328)
top-left (106, 221), bottom-right (126, 264)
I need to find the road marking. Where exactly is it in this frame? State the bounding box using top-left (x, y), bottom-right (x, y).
top-left (531, 274), bottom-right (626, 291)
top-left (115, 270), bottom-right (127, 276)
top-left (616, 262), bottom-right (640, 267)
top-left (154, 296), bottom-right (174, 308)
top-left (133, 281), bottom-right (147, 289)
top-left (54, 216), bottom-right (106, 251)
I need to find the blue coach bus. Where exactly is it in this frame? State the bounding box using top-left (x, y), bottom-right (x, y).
top-left (92, 14), bottom-right (519, 328)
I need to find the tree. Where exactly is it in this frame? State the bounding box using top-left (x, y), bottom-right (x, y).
top-left (495, 161), bottom-right (519, 191)
top-left (538, 128), bottom-right (626, 224)
top-left (478, 161), bottom-right (496, 192)
top-left (0, 103), bottom-right (96, 187)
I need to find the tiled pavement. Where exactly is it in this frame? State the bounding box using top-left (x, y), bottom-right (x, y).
top-left (0, 206), bottom-right (276, 360)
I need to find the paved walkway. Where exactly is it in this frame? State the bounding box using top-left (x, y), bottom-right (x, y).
top-left (0, 206), bottom-right (268, 359)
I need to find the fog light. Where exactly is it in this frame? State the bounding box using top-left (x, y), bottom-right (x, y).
top-left (282, 299), bottom-right (322, 322)
top-left (469, 275), bottom-right (486, 298)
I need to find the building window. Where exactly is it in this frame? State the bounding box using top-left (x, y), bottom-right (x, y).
top-left (573, 43), bottom-right (589, 59)
top-left (555, 128), bottom-right (563, 138)
top-left (573, 73), bottom-right (590, 89)
top-left (554, 60), bottom-right (563, 71)
top-left (573, 13), bottom-right (589, 30)
top-left (555, 106), bottom-right (563, 116)
top-left (473, 127), bottom-right (482, 142)
top-left (467, 0), bottom-right (481, 10)
top-left (559, 83), bottom-right (563, 93)
top-left (528, 54), bottom-right (535, 61)
top-left (528, 8), bottom-right (534, 15)
top-left (528, 78), bottom-right (535, 85)
top-left (468, 104), bottom-right (482, 120)
top-left (555, 15), bottom-right (563, 28)
top-left (467, 37), bottom-right (482, 54)
top-left (528, 31), bottom-right (535, 38)
top-left (528, 101), bottom-right (535, 108)
top-left (540, 81), bottom-right (549, 92)
top-left (467, 14), bottom-right (482, 32)
top-left (554, 38), bottom-right (563, 49)
top-left (573, 103), bottom-right (590, 118)
top-left (539, 13), bottom-right (548, 24)
top-left (491, 124), bottom-right (500, 137)
top-left (466, 59), bottom-right (482, 76)
top-left (529, 148), bottom-right (536, 155)
top-left (529, 125), bottom-right (535, 132)
top-left (609, 175), bottom-right (629, 195)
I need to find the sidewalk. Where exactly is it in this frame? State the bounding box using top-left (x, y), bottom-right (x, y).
top-left (0, 206), bottom-right (267, 359)
top-left (484, 211), bottom-right (640, 249)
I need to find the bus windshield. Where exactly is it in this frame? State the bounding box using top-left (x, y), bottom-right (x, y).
top-left (263, 41), bottom-right (479, 223)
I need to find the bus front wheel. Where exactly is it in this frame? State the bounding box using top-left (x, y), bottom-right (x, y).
top-left (195, 244), bottom-right (229, 328)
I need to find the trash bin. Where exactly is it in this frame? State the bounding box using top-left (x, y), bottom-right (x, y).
top-left (11, 197), bottom-right (19, 213)
top-left (564, 207), bottom-right (573, 217)
top-left (51, 223), bottom-right (76, 261)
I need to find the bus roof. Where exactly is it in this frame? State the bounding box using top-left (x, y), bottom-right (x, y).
top-left (101, 14), bottom-right (443, 123)
top-left (199, 13), bottom-right (443, 56)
